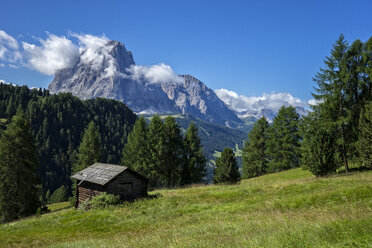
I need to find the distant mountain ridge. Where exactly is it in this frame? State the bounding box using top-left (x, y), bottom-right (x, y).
top-left (214, 89), bottom-right (308, 122)
top-left (48, 40), bottom-right (241, 126)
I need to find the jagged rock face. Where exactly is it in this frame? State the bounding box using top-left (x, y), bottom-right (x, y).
top-left (49, 41), bottom-right (134, 100)
top-left (48, 40), bottom-right (241, 126)
top-left (161, 75), bottom-right (241, 125)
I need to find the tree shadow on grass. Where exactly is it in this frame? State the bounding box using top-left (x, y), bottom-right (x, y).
top-left (337, 166), bottom-right (371, 175)
top-left (145, 192), bottom-right (162, 199)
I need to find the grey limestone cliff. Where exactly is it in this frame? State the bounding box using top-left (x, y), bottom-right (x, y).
top-left (48, 40), bottom-right (241, 126)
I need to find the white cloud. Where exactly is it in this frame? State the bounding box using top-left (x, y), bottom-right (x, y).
top-left (1, 31), bottom-right (117, 77)
top-left (0, 63), bottom-right (4, 67)
top-left (9, 64), bottom-right (18, 69)
top-left (72, 33), bottom-right (119, 78)
top-left (307, 98), bottom-right (323, 106)
top-left (215, 88), bottom-right (306, 114)
top-left (0, 30), bottom-right (181, 82)
top-left (0, 30), bottom-right (20, 61)
top-left (125, 63), bottom-right (183, 84)
top-left (22, 34), bottom-right (79, 75)
top-left (0, 79), bottom-right (16, 86)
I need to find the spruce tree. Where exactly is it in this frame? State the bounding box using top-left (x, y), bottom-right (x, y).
top-left (0, 113), bottom-right (40, 222)
top-left (213, 147), bottom-right (240, 184)
top-left (358, 101), bottom-right (372, 168)
top-left (267, 106), bottom-right (301, 172)
top-left (121, 116), bottom-right (149, 176)
top-left (162, 116), bottom-right (184, 187)
top-left (73, 121), bottom-right (101, 173)
top-left (182, 122), bottom-right (207, 185)
top-left (147, 115), bottom-right (166, 187)
top-left (242, 117), bottom-right (269, 178)
top-left (72, 121), bottom-right (101, 206)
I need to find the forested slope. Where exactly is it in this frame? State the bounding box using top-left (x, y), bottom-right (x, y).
top-left (0, 83), bottom-right (137, 195)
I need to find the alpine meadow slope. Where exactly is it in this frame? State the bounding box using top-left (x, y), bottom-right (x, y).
top-left (0, 168), bottom-right (371, 247)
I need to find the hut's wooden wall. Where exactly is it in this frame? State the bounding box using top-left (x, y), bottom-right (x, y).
top-left (76, 171), bottom-right (148, 208)
top-left (76, 181), bottom-right (104, 207)
top-left (106, 171), bottom-right (147, 200)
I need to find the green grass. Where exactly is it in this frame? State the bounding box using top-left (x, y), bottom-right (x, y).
top-left (1, 168), bottom-right (372, 247)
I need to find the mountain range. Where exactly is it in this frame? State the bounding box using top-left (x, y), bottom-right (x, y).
top-left (48, 39), bottom-right (307, 126)
top-left (48, 41), bottom-right (241, 126)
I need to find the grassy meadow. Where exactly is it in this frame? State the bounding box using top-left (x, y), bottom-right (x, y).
top-left (0, 168), bottom-right (371, 247)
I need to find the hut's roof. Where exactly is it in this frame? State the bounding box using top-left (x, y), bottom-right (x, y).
top-left (71, 163), bottom-right (146, 185)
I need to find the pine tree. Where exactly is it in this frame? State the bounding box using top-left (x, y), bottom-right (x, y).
top-left (147, 115), bottom-right (166, 187)
top-left (242, 117), bottom-right (269, 178)
top-left (213, 147), bottom-right (240, 184)
top-left (121, 117), bottom-right (149, 176)
top-left (182, 122), bottom-right (207, 185)
top-left (358, 101), bottom-right (372, 168)
top-left (73, 121), bottom-right (101, 173)
top-left (162, 116), bottom-right (184, 187)
top-left (0, 114), bottom-right (41, 222)
top-left (267, 106), bottom-right (301, 172)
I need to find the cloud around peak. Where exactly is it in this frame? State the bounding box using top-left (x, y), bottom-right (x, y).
top-left (0, 29), bottom-right (182, 83)
top-left (125, 63), bottom-right (183, 84)
top-left (214, 88), bottom-right (310, 114)
top-left (22, 34), bottom-right (79, 75)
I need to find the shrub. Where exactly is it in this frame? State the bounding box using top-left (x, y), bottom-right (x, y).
top-left (82, 193), bottom-right (120, 210)
top-left (36, 206), bottom-right (50, 215)
top-left (302, 127), bottom-right (337, 176)
top-left (49, 185), bottom-right (68, 204)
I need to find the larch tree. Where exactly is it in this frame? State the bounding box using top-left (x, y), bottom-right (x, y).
top-left (0, 113), bottom-right (41, 222)
top-left (358, 101), bottom-right (372, 168)
top-left (312, 34), bottom-right (350, 173)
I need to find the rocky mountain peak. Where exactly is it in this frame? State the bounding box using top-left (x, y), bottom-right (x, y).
top-left (107, 40), bottom-right (135, 70)
top-left (48, 40), bottom-right (242, 126)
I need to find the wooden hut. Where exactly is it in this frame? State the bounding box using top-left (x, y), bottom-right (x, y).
top-left (71, 163), bottom-right (148, 208)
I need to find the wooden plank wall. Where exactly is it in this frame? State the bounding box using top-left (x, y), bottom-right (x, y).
top-left (77, 181), bottom-right (104, 207)
top-left (106, 171), bottom-right (147, 199)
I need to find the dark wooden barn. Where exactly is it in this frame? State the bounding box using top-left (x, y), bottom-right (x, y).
top-left (71, 163), bottom-right (148, 208)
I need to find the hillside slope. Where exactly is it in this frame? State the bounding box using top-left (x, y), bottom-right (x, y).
top-left (1, 169), bottom-right (371, 247)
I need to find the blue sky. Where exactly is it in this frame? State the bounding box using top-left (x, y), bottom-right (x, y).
top-left (1, 0), bottom-right (372, 103)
